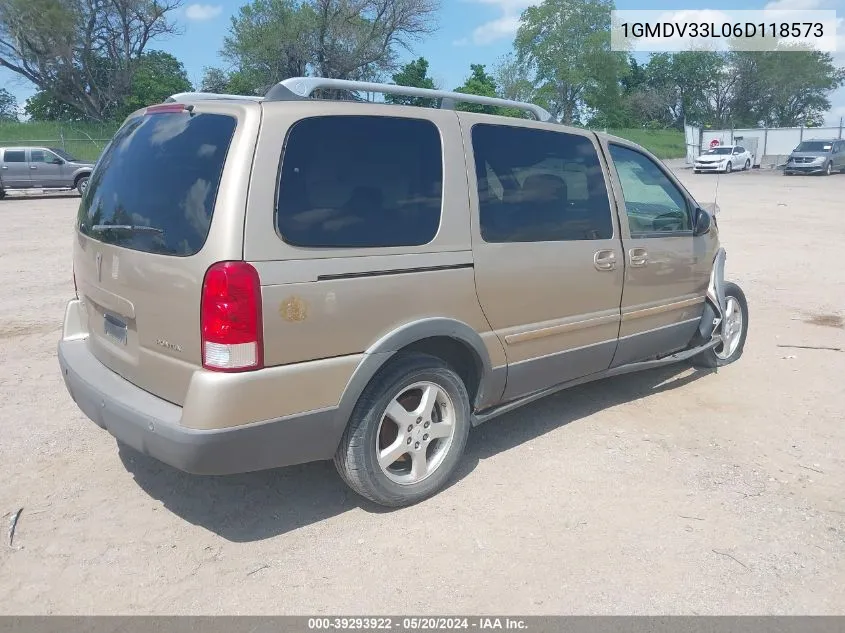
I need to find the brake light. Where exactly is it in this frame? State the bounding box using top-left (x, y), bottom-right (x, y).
top-left (201, 261), bottom-right (263, 372)
top-left (145, 103), bottom-right (191, 115)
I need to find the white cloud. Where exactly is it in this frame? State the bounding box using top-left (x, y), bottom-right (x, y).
top-left (472, 15), bottom-right (523, 45)
top-left (184, 3), bottom-right (222, 21)
top-left (458, 0), bottom-right (539, 46)
top-left (764, 0), bottom-right (825, 9)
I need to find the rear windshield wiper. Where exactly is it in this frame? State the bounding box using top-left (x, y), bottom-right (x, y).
top-left (89, 224), bottom-right (164, 235)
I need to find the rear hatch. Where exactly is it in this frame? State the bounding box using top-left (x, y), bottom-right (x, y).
top-left (73, 102), bottom-right (256, 405)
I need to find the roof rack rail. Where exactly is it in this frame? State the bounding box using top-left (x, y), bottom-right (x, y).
top-left (165, 92), bottom-right (265, 102)
top-left (265, 77), bottom-right (555, 122)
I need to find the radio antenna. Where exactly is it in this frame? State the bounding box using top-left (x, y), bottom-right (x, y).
top-left (714, 170), bottom-right (721, 211)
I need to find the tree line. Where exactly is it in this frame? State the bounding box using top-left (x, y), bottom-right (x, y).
top-left (1, 0), bottom-right (843, 129)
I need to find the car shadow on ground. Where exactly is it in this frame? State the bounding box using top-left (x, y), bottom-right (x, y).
top-left (1, 193), bottom-right (80, 201)
top-left (119, 363), bottom-right (714, 542)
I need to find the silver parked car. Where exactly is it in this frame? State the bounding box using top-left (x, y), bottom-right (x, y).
top-left (0, 147), bottom-right (94, 198)
top-left (784, 139), bottom-right (845, 176)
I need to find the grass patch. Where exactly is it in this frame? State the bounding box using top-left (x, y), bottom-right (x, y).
top-left (1, 120), bottom-right (688, 162)
top-left (607, 128), bottom-right (686, 159)
top-left (0, 121), bottom-right (119, 162)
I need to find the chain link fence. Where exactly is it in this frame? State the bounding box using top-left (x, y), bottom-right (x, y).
top-left (0, 121), bottom-right (119, 162)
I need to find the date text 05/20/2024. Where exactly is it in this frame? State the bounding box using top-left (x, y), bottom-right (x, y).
top-left (307, 618), bottom-right (528, 630)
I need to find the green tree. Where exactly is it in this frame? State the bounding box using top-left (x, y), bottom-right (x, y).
top-left (514, 0), bottom-right (627, 125)
top-left (494, 53), bottom-right (536, 104)
top-left (24, 90), bottom-right (84, 121)
top-left (200, 67), bottom-right (231, 94)
top-left (208, 0), bottom-right (440, 97)
top-left (0, 87), bottom-right (17, 121)
top-left (25, 51), bottom-right (191, 121)
top-left (453, 64), bottom-right (501, 114)
top-left (0, 0), bottom-right (183, 120)
top-left (730, 47), bottom-right (844, 127)
top-left (385, 57), bottom-right (436, 107)
top-left (642, 51), bottom-right (728, 128)
top-left (120, 51), bottom-right (192, 117)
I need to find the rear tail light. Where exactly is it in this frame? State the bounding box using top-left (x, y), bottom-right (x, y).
top-left (201, 261), bottom-right (264, 372)
top-left (145, 103), bottom-right (192, 115)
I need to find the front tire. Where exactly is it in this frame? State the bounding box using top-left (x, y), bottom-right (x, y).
top-left (824, 162), bottom-right (832, 176)
top-left (76, 176), bottom-right (89, 195)
top-left (692, 281), bottom-right (748, 369)
top-left (334, 353), bottom-right (471, 507)
top-left (744, 159), bottom-right (751, 170)
top-left (0, 188), bottom-right (5, 200)
top-left (725, 162), bottom-right (732, 174)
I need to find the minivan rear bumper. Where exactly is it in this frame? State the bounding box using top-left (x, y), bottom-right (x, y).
top-left (58, 337), bottom-right (344, 475)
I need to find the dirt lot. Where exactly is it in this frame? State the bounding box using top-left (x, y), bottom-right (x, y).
top-left (1, 169), bottom-right (844, 615)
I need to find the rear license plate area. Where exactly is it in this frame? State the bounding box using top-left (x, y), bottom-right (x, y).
top-left (103, 313), bottom-right (128, 346)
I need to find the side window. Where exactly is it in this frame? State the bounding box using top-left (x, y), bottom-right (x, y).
top-left (735, 146), bottom-right (745, 154)
top-left (608, 144), bottom-right (692, 236)
top-left (3, 150), bottom-right (26, 163)
top-left (471, 124), bottom-right (613, 243)
top-left (276, 116), bottom-right (442, 248)
top-left (30, 150), bottom-right (52, 163)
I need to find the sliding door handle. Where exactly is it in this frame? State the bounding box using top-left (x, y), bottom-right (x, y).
top-left (593, 249), bottom-right (617, 271)
top-left (629, 248), bottom-right (648, 267)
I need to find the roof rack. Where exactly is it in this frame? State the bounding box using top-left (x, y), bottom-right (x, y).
top-left (165, 77), bottom-right (555, 123)
top-left (165, 92), bottom-right (265, 102)
top-left (266, 77), bottom-right (554, 122)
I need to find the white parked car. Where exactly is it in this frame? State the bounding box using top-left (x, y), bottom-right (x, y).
top-left (694, 145), bottom-right (752, 174)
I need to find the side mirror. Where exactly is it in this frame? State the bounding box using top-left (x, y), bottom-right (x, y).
top-left (693, 207), bottom-right (712, 236)
top-left (51, 158), bottom-right (64, 165)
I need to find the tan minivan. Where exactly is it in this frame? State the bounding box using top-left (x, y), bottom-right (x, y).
top-left (58, 78), bottom-right (749, 507)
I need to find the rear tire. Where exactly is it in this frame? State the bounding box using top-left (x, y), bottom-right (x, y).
top-left (334, 353), bottom-right (471, 508)
top-left (76, 176), bottom-right (89, 195)
top-left (692, 282), bottom-right (748, 369)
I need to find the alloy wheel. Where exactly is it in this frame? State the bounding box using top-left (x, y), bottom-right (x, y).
top-left (375, 381), bottom-right (456, 485)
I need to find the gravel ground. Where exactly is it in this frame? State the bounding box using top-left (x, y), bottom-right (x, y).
top-left (1, 169), bottom-right (844, 615)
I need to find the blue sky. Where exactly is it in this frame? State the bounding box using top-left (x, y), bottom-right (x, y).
top-left (2, 0), bottom-right (844, 123)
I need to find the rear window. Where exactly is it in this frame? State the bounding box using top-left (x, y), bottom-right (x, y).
top-left (276, 116), bottom-right (443, 248)
top-left (3, 150), bottom-right (25, 162)
top-left (77, 112), bottom-right (236, 256)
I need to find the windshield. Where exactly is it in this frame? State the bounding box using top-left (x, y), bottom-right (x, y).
top-left (50, 148), bottom-right (80, 162)
top-left (706, 147), bottom-right (733, 155)
top-left (77, 111), bottom-right (237, 256)
top-left (794, 141), bottom-right (833, 152)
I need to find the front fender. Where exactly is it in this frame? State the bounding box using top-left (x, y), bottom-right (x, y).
top-left (697, 247), bottom-right (727, 340)
top-left (71, 167), bottom-right (92, 181)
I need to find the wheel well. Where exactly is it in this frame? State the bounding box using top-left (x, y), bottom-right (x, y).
top-left (400, 336), bottom-right (482, 406)
top-left (74, 172), bottom-right (90, 186)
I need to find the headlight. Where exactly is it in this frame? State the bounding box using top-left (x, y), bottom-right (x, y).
top-left (813, 157), bottom-right (825, 163)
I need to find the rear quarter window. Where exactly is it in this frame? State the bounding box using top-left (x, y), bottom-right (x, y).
top-left (276, 116), bottom-right (443, 248)
top-left (3, 150), bottom-right (25, 163)
top-left (77, 112), bottom-right (237, 256)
